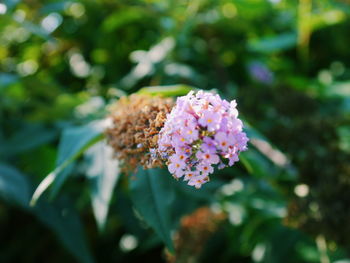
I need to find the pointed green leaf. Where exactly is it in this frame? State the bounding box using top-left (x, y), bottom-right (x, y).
top-left (137, 84), bottom-right (195, 97)
top-left (0, 124), bottom-right (57, 157)
top-left (31, 120), bottom-right (107, 205)
top-left (0, 164), bottom-right (94, 263)
top-left (85, 141), bottom-right (120, 231)
top-left (240, 149), bottom-right (275, 178)
top-left (248, 32), bottom-right (297, 53)
top-left (129, 168), bottom-right (175, 251)
top-left (34, 198), bottom-right (95, 263)
top-left (0, 163), bottom-right (31, 208)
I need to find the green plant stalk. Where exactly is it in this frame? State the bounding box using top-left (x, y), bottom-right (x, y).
top-left (298, 0), bottom-right (312, 66)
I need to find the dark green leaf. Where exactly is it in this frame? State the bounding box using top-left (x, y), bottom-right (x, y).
top-left (0, 164), bottom-right (94, 263)
top-left (0, 163), bottom-right (31, 208)
top-left (31, 120), bottom-right (106, 205)
top-left (34, 198), bottom-right (95, 263)
top-left (40, 1), bottom-right (71, 14)
top-left (129, 168), bottom-right (175, 251)
top-left (0, 124), bottom-right (57, 157)
top-left (248, 32), bottom-right (297, 53)
top-left (240, 149), bottom-right (275, 178)
top-left (3, 0), bottom-right (21, 10)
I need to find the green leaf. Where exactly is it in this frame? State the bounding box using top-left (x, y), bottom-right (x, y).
top-left (102, 7), bottom-right (146, 32)
top-left (34, 198), bottom-right (95, 263)
top-left (175, 178), bottom-right (224, 202)
top-left (129, 168), bottom-right (175, 252)
top-left (0, 163), bottom-right (31, 208)
top-left (243, 121), bottom-right (296, 180)
top-left (85, 141), bottom-right (120, 231)
top-left (40, 1), bottom-right (71, 14)
top-left (0, 164), bottom-right (94, 263)
top-left (137, 84), bottom-right (195, 97)
top-left (31, 120), bottom-right (107, 205)
top-left (240, 149), bottom-right (275, 178)
top-left (248, 32), bottom-right (297, 53)
top-left (49, 163), bottom-right (75, 198)
top-left (0, 124), bottom-right (57, 157)
top-left (3, 0), bottom-right (21, 10)
top-left (244, 121), bottom-right (269, 141)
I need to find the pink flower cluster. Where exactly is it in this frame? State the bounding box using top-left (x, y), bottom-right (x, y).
top-left (157, 90), bottom-right (248, 188)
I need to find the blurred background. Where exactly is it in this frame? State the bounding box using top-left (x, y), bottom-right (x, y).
top-left (0, 0), bottom-right (350, 262)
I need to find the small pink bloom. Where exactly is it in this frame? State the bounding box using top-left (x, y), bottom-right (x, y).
top-left (158, 90), bottom-right (248, 189)
top-left (168, 154), bottom-right (186, 177)
top-left (215, 132), bottom-right (230, 151)
top-left (224, 149), bottom-right (239, 166)
top-left (196, 150), bottom-right (219, 165)
top-left (188, 175), bottom-right (209, 188)
top-left (181, 126), bottom-right (199, 142)
top-left (198, 163), bottom-right (214, 176)
top-left (198, 110), bottom-right (221, 131)
top-left (184, 170), bottom-right (199, 181)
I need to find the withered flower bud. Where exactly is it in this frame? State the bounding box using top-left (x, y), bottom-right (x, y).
top-left (165, 207), bottom-right (226, 263)
top-left (105, 94), bottom-right (174, 172)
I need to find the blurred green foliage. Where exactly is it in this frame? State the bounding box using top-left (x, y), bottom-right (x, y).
top-left (0, 0), bottom-right (350, 262)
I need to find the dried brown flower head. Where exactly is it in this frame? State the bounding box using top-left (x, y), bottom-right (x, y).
top-left (105, 94), bottom-right (174, 172)
top-left (166, 207), bottom-right (226, 263)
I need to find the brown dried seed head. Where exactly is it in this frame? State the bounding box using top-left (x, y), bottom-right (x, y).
top-left (105, 94), bottom-right (174, 173)
top-left (165, 207), bottom-right (226, 263)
